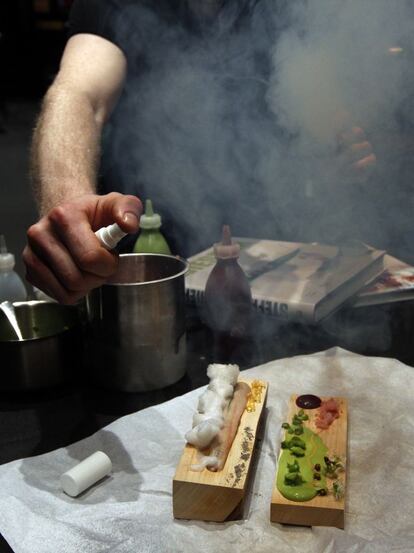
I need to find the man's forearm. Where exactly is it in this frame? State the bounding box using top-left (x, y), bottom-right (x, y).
top-left (31, 83), bottom-right (102, 215)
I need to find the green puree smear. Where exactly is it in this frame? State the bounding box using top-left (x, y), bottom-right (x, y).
top-left (277, 415), bottom-right (328, 502)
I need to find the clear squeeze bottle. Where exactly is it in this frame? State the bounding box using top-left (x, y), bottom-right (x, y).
top-left (0, 235), bottom-right (27, 303)
top-left (133, 199), bottom-right (171, 255)
top-left (203, 225), bottom-right (252, 363)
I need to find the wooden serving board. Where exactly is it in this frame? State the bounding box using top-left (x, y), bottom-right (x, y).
top-left (173, 378), bottom-right (268, 522)
top-left (271, 395), bottom-right (348, 529)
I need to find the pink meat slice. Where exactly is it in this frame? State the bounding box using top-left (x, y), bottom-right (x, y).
top-left (315, 398), bottom-right (340, 429)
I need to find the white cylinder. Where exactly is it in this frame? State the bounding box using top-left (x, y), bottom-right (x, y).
top-left (60, 451), bottom-right (112, 497)
top-left (95, 223), bottom-right (127, 250)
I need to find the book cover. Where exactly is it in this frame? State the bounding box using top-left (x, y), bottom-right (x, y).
top-left (186, 238), bottom-right (385, 323)
top-left (353, 255), bottom-right (414, 307)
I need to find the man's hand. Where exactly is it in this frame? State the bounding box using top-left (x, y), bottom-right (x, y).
top-left (337, 126), bottom-right (377, 179)
top-left (23, 192), bottom-right (142, 304)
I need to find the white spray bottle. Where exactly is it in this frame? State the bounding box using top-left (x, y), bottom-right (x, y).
top-left (95, 223), bottom-right (127, 250)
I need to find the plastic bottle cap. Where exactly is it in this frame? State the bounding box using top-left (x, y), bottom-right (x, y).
top-left (140, 199), bottom-right (162, 229)
top-left (213, 225), bottom-right (240, 259)
top-left (60, 451), bottom-right (112, 497)
top-left (95, 223), bottom-right (127, 250)
top-left (0, 252), bottom-right (15, 272)
top-left (0, 235), bottom-right (15, 271)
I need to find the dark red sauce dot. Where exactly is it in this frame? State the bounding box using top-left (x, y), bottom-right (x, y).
top-left (296, 394), bottom-right (322, 409)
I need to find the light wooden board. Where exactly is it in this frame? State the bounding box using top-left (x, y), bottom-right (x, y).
top-left (271, 395), bottom-right (348, 529)
top-left (173, 378), bottom-right (268, 522)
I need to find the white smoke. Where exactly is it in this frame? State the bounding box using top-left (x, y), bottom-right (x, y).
top-left (102, 0), bottom-right (414, 258)
top-left (269, 0), bottom-right (414, 147)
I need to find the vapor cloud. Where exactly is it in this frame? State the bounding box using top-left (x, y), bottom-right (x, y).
top-left (102, 0), bottom-right (414, 258)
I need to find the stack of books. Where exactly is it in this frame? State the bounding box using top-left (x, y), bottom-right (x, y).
top-left (353, 255), bottom-right (414, 307)
top-left (185, 238), bottom-right (386, 324)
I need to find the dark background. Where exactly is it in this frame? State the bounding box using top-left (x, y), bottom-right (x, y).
top-left (0, 0), bottom-right (72, 99)
top-left (0, 1), bottom-right (73, 279)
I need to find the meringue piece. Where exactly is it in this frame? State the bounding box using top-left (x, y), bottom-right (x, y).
top-left (190, 455), bottom-right (219, 472)
top-left (186, 363), bottom-right (241, 467)
top-left (185, 419), bottom-right (221, 449)
top-left (197, 389), bottom-right (227, 413)
top-left (207, 363), bottom-right (239, 385)
top-left (208, 379), bottom-right (234, 399)
top-left (192, 413), bottom-right (223, 428)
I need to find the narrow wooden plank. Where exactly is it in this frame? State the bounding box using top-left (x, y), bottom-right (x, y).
top-left (173, 378), bottom-right (268, 522)
top-left (271, 395), bottom-right (348, 529)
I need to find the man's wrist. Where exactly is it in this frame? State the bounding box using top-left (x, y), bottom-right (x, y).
top-left (37, 181), bottom-right (96, 216)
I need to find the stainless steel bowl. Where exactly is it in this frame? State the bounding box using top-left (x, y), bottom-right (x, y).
top-left (0, 300), bottom-right (82, 391)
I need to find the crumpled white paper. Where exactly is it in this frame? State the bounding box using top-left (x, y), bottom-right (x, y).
top-left (1, 347), bottom-right (414, 553)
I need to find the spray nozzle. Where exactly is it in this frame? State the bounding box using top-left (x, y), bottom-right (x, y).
top-left (140, 199), bottom-right (162, 229)
top-left (213, 225), bottom-right (240, 259)
top-left (145, 199), bottom-right (154, 217)
top-left (0, 235), bottom-right (7, 254)
top-left (95, 223), bottom-right (127, 250)
top-left (221, 225), bottom-right (232, 245)
top-left (0, 235), bottom-right (15, 271)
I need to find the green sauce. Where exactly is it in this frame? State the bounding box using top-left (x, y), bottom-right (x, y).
top-left (133, 199), bottom-right (172, 255)
top-left (277, 427), bottom-right (328, 502)
top-left (133, 228), bottom-right (171, 255)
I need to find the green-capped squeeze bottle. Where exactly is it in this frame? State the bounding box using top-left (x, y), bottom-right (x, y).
top-left (133, 199), bottom-right (172, 255)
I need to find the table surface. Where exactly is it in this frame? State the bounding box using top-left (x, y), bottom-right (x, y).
top-left (1, 303), bottom-right (413, 553)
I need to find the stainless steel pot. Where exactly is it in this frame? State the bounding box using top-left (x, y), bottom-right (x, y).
top-left (0, 301), bottom-right (82, 391)
top-left (85, 254), bottom-right (189, 392)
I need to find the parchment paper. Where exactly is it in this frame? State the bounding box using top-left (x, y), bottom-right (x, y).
top-left (1, 348), bottom-right (414, 553)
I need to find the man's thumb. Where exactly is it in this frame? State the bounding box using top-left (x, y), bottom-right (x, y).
top-left (113, 194), bottom-right (142, 232)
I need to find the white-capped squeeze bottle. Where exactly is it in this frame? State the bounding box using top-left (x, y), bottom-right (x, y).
top-left (0, 235), bottom-right (27, 303)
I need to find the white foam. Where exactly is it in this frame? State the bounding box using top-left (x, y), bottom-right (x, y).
top-left (207, 380), bottom-right (234, 399)
top-left (207, 364), bottom-right (239, 385)
top-left (186, 364), bottom-right (240, 462)
top-left (197, 389), bottom-right (227, 413)
top-left (192, 413), bottom-right (223, 428)
top-left (185, 419), bottom-right (221, 449)
top-left (190, 455), bottom-right (219, 472)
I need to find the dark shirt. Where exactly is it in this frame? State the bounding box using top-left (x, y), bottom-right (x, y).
top-left (68, 0), bottom-right (121, 46)
top-left (68, 0), bottom-right (294, 255)
top-left (68, 0), bottom-right (180, 54)
top-left (67, 0), bottom-right (403, 259)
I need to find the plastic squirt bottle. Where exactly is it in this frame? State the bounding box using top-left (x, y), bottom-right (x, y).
top-left (133, 199), bottom-right (171, 255)
top-left (203, 225), bottom-right (252, 363)
top-left (0, 235), bottom-right (27, 303)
